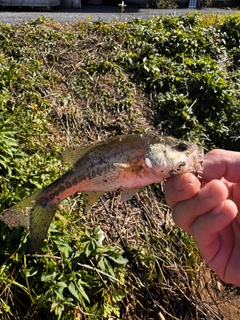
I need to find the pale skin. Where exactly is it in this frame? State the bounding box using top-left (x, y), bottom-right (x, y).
top-left (165, 149), bottom-right (240, 285)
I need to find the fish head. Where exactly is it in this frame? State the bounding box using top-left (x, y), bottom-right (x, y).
top-left (145, 138), bottom-right (204, 179)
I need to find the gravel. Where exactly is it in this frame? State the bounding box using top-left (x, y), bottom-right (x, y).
top-left (0, 5), bottom-right (237, 25)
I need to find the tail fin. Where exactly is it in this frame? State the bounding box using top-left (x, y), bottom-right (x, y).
top-left (29, 203), bottom-right (56, 252)
top-left (0, 191), bottom-right (56, 252)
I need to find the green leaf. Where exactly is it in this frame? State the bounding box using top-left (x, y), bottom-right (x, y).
top-left (41, 271), bottom-right (57, 282)
top-left (76, 281), bottom-right (90, 304)
top-left (68, 281), bottom-right (80, 300)
top-left (108, 256), bottom-right (128, 265)
top-left (97, 256), bottom-right (106, 271)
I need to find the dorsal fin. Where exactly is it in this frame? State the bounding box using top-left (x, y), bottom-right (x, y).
top-left (61, 145), bottom-right (92, 165)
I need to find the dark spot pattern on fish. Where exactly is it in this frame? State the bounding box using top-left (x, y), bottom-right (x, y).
top-left (38, 197), bottom-right (50, 208)
top-left (82, 163), bottom-right (113, 181)
top-left (65, 181), bottom-right (72, 189)
top-left (99, 158), bottom-right (107, 165)
top-left (50, 184), bottom-right (66, 199)
top-left (42, 163), bottom-right (116, 204)
top-left (72, 176), bottom-right (80, 186)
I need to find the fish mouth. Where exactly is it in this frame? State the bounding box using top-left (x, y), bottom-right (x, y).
top-left (193, 160), bottom-right (204, 179)
top-left (187, 146), bottom-right (204, 179)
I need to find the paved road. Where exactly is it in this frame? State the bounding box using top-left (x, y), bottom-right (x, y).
top-left (0, 5), bottom-right (238, 24)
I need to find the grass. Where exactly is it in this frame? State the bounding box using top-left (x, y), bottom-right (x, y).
top-left (0, 12), bottom-right (240, 319)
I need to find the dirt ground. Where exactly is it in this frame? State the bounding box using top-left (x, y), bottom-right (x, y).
top-left (200, 270), bottom-right (240, 320)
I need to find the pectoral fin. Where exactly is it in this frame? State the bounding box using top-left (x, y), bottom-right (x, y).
top-left (121, 187), bottom-right (140, 202)
top-left (82, 191), bottom-right (103, 213)
top-left (114, 163), bottom-right (141, 173)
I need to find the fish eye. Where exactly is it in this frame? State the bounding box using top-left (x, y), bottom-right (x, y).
top-left (175, 142), bottom-right (188, 152)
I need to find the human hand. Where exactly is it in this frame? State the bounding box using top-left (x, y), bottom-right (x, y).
top-left (165, 149), bottom-right (240, 285)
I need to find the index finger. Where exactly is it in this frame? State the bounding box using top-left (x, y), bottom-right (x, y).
top-left (203, 149), bottom-right (240, 183)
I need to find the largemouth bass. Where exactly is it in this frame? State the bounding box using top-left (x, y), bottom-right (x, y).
top-left (0, 134), bottom-right (203, 252)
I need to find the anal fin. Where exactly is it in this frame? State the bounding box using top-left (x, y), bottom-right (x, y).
top-left (120, 187), bottom-right (140, 202)
top-left (83, 192), bottom-right (103, 213)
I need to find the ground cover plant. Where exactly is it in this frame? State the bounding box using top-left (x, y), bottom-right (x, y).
top-left (0, 12), bottom-right (240, 319)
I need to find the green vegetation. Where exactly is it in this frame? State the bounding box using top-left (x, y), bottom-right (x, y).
top-left (0, 13), bottom-right (240, 319)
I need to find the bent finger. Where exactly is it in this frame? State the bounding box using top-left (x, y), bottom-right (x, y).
top-left (172, 180), bottom-right (228, 234)
top-left (203, 149), bottom-right (240, 183)
top-left (191, 200), bottom-right (239, 284)
top-left (190, 199), bottom-right (238, 264)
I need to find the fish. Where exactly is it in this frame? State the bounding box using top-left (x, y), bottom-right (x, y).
top-left (0, 133), bottom-right (203, 252)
